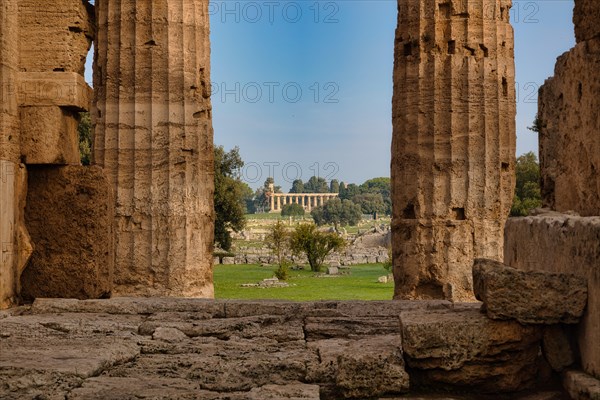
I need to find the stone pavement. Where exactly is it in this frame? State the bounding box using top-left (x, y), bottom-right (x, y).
top-left (0, 298), bottom-right (569, 399)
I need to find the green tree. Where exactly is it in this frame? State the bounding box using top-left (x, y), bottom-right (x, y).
top-left (329, 179), bottom-right (340, 193)
top-left (311, 198), bottom-right (362, 230)
top-left (339, 183), bottom-right (361, 200)
top-left (281, 203), bottom-right (305, 217)
top-left (304, 176), bottom-right (329, 193)
top-left (352, 193), bottom-right (385, 215)
top-left (510, 151), bottom-right (542, 217)
top-left (265, 221), bottom-right (291, 280)
top-left (289, 224), bottom-right (345, 272)
top-left (359, 177), bottom-right (391, 215)
top-left (290, 179), bottom-right (305, 193)
top-left (77, 112), bottom-right (92, 165)
top-left (214, 145), bottom-right (247, 251)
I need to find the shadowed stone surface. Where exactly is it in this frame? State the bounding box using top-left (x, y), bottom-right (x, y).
top-left (401, 306), bottom-right (542, 392)
top-left (20, 166), bottom-right (114, 300)
top-left (473, 258), bottom-right (588, 324)
top-left (391, 0), bottom-right (516, 302)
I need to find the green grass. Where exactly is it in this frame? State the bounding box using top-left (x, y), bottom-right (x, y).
top-left (214, 263), bottom-right (394, 301)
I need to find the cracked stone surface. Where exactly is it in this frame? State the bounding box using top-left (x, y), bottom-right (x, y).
top-left (0, 298), bottom-right (569, 399)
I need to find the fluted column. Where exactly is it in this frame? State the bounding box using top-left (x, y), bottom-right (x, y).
top-left (94, 0), bottom-right (214, 297)
top-left (391, 0), bottom-right (516, 301)
top-left (0, 0), bottom-right (30, 309)
top-left (270, 193), bottom-right (274, 211)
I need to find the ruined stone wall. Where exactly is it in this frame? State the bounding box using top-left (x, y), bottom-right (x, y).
top-left (538, 1), bottom-right (600, 216)
top-left (1, 0), bottom-right (113, 308)
top-left (504, 213), bottom-right (600, 380)
top-left (93, 0), bottom-right (215, 297)
top-left (391, 0), bottom-right (516, 301)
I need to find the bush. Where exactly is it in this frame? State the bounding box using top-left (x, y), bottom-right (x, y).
top-left (289, 223), bottom-right (345, 272)
top-left (274, 262), bottom-right (290, 281)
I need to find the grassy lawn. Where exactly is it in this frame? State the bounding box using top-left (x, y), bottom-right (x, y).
top-left (214, 264), bottom-right (394, 301)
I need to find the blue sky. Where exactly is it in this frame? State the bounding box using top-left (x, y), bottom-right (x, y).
top-left (85, 1), bottom-right (576, 191)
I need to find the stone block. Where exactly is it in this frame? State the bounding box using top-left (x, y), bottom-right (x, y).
top-left (20, 165), bottom-right (114, 300)
top-left (542, 325), bottom-right (575, 372)
top-left (17, 72), bottom-right (93, 111)
top-left (401, 307), bottom-right (542, 392)
top-left (505, 214), bottom-right (600, 379)
top-left (563, 370), bottom-right (600, 400)
top-left (473, 258), bottom-right (588, 324)
top-left (18, 0), bottom-right (94, 74)
top-left (221, 257), bottom-right (235, 265)
top-left (19, 106), bottom-right (80, 164)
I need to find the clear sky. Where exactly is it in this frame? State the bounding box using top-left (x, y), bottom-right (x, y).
top-left (85, 0), bottom-right (576, 192)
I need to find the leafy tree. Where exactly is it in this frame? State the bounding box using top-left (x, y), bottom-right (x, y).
top-left (281, 203), bottom-right (305, 217)
top-left (214, 145), bottom-right (247, 250)
top-left (289, 224), bottom-right (345, 272)
top-left (290, 179), bottom-right (305, 193)
top-left (311, 198), bottom-right (362, 230)
top-left (78, 112), bottom-right (92, 165)
top-left (304, 176), bottom-right (329, 193)
top-left (265, 221), bottom-right (291, 280)
top-left (510, 151), bottom-right (542, 217)
top-left (329, 179), bottom-right (340, 193)
top-left (359, 177), bottom-right (391, 215)
top-left (352, 193), bottom-right (386, 215)
top-left (339, 183), bottom-right (361, 200)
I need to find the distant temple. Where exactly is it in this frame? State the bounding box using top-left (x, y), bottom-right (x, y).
top-left (267, 183), bottom-right (338, 212)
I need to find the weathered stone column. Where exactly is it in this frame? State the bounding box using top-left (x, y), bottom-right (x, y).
top-left (276, 196), bottom-right (281, 211)
top-left (391, 0), bottom-right (516, 301)
top-left (270, 193), bottom-right (275, 212)
top-left (94, 0), bottom-right (214, 297)
top-left (0, 0), bottom-right (32, 309)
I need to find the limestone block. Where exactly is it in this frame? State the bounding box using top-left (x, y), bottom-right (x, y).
top-left (473, 258), bottom-right (588, 324)
top-left (538, 38), bottom-right (600, 216)
top-left (94, 0), bottom-right (214, 298)
top-left (542, 325), bottom-right (575, 372)
top-left (563, 370), bottom-right (600, 400)
top-left (19, 106), bottom-right (80, 165)
top-left (20, 166), bottom-right (114, 300)
top-left (222, 257), bottom-right (235, 265)
top-left (307, 335), bottom-right (409, 398)
top-left (17, 72), bottom-right (92, 111)
top-left (391, 0), bottom-right (516, 301)
top-left (504, 214), bottom-right (600, 379)
top-left (18, 0), bottom-right (93, 74)
top-left (574, 0), bottom-right (600, 43)
top-left (401, 307), bottom-right (542, 392)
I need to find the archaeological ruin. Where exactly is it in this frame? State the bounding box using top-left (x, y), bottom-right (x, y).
top-left (0, 0), bottom-right (599, 398)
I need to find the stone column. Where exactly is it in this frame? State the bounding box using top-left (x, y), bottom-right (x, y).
top-left (270, 193), bottom-right (274, 212)
top-left (0, 0), bottom-right (33, 309)
top-left (276, 196), bottom-right (281, 211)
top-left (94, 0), bottom-right (214, 297)
top-left (391, 0), bottom-right (516, 301)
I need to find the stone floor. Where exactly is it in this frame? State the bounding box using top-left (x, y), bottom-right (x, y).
top-left (0, 298), bottom-right (570, 399)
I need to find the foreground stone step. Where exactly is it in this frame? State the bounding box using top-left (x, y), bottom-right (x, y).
top-left (401, 305), bottom-right (543, 392)
top-left (473, 258), bottom-right (588, 324)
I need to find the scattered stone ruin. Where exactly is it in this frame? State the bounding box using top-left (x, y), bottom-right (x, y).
top-left (0, 0), bottom-right (599, 397)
